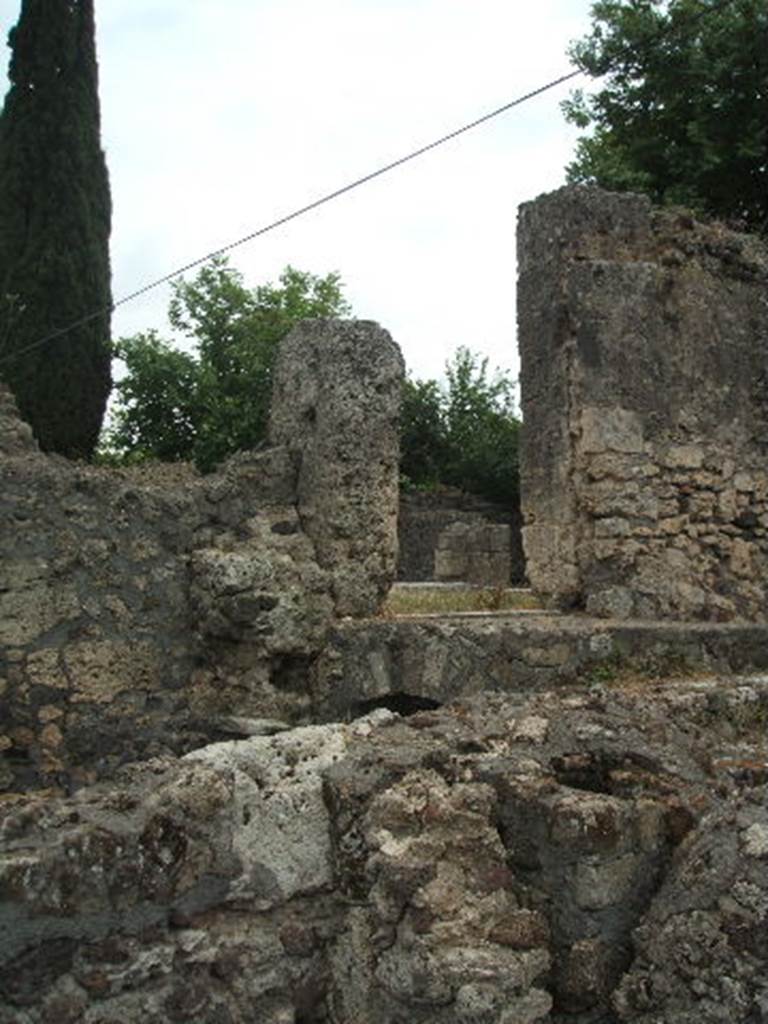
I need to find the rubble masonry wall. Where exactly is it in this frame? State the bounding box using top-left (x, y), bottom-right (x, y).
top-left (518, 187), bottom-right (768, 620)
top-left (0, 319), bottom-right (403, 792)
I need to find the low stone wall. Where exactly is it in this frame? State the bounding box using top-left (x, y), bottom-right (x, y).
top-left (309, 613), bottom-right (768, 722)
top-left (0, 320), bottom-right (403, 793)
top-left (434, 520), bottom-right (511, 585)
top-left (398, 490), bottom-right (525, 584)
top-left (518, 187), bottom-right (768, 620)
top-left (2, 680), bottom-right (767, 1023)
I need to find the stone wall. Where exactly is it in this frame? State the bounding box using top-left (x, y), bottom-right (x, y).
top-left (0, 320), bottom-right (403, 793)
top-left (310, 614), bottom-right (768, 723)
top-left (398, 490), bottom-right (525, 584)
top-left (518, 187), bottom-right (768, 620)
top-left (434, 520), bottom-right (512, 586)
top-left (4, 197), bottom-right (768, 1024)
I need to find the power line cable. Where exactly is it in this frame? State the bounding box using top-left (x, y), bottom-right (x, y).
top-left (117, 71), bottom-right (584, 309)
top-left (0, 0), bottom-right (741, 368)
top-left (0, 68), bottom-right (582, 367)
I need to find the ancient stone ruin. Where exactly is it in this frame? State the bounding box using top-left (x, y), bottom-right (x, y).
top-left (519, 187), bottom-right (768, 620)
top-left (3, 682), bottom-right (767, 1024)
top-left (0, 320), bottom-right (403, 792)
top-left (1, 189), bottom-right (768, 1024)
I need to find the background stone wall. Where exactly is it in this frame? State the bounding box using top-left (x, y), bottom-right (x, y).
top-left (434, 520), bottom-right (512, 586)
top-left (0, 320), bottom-right (403, 793)
top-left (518, 186), bottom-right (768, 620)
top-left (398, 490), bottom-right (525, 584)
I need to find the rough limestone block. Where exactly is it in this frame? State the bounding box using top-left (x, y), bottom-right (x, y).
top-left (488, 524), bottom-right (512, 553)
top-left (594, 517), bottom-right (632, 539)
top-left (434, 548), bottom-right (467, 581)
top-left (663, 444), bottom-right (705, 470)
top-left (581, 406), bottom-right (644, 454)
top-left (270, 319), bottom-right (404, 617)
top-left (522, 524), bottom-right (580, 603)
top-left (186, 722), bottom-right (353, 905)
top-left (189, 508), bottom-right (334, 654)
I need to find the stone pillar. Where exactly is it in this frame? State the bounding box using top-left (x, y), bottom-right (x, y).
top-left (518, 186), bottom-right (768, 620)
top-left (270, 319), bottom-right (404, 616)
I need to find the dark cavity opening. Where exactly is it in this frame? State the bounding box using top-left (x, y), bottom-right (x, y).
top-left (551, 750), bottom-right (667, 797)
top-left (550, 752), bottom-right (615, 795)
top-left (355, 693), bottom-right (442, 718)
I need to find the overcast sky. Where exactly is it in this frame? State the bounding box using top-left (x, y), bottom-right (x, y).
top-left (0, 0), bottom-right (596, 384)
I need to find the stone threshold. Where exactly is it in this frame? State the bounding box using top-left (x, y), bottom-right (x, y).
top-left (387, 608), bottom-right (552, 619)
top-left (391, 582), bottom-right (534, 591)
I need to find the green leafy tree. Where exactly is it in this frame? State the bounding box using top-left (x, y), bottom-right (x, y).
top-left (400, 347), bottom-right (520, 506)
top-left (107, 332), bottom-right (203, 464)
top-left (0, 0), bottom-right (112, 457)
top-left (441, 348), bottom-right (520, 504)
top-left (104, 258), bottom-right (351, 471)
top-left (563, 0), bottom-right (768, 234)
top-left (400, 378), bottom-right (448, 487)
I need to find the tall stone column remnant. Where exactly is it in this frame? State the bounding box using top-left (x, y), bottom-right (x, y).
top-left (270, 319), bottom-right (405, 617)
top-left (518, 186), bottom-right (768, 620)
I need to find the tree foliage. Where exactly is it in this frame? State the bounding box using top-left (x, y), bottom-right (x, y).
top-left (400, 378), bottom-right (448, 486)
top-left (0, 0), bottom-right (112, 457)
top-left (104, 258), bottom-right (351, 471)
top-left (107, 259), bottom-right (520, 503)
top-left (400, 348), bottom-right (520, 506)
top-left (563, 0), bottom-right (768, 235)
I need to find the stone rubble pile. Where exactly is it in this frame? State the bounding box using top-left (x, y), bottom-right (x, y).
top-left (1, 679), bottom-right (766, 1023)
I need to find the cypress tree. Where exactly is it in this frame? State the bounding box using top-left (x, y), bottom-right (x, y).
top-left (0, 0), bottom-right (112, 458)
